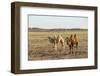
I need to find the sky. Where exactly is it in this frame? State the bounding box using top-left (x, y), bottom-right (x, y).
top-left (28, 15), bottom-right (88, 29)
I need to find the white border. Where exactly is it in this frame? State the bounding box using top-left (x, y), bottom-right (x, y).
top-left (20, 7), bottom-right (95, 70)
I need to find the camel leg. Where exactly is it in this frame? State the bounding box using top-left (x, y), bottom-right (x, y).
top-left (72, 47), bottom-right (74, 54)
top-left (69, 45), bottom-right (72, 54)
top-left (62, 42), bottom-right (65, 50)
top-left (71, 43), bottom-right (74, 54)
top-left (76, 42), bottom-right (78, 49)
top-left (53, 43), bottom-right (57, 50)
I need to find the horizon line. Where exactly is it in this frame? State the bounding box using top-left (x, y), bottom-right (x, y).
top-left (28, 27), bottom-right (88, 29)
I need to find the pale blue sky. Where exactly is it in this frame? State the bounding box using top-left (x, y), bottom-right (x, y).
top-left (28, 15), bottom-right (88, 29)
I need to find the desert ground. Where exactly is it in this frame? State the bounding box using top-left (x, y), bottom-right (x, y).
top-left (28, 30), bottom-right (88, 61)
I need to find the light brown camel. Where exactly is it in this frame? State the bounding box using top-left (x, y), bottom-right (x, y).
top-left (48, 35), bottom-right (65, 50)
top-left (57, 35), bottom-right (64, 47)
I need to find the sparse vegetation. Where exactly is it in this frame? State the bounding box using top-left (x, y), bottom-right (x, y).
top-left (28, 30), bottom-right (88, 61)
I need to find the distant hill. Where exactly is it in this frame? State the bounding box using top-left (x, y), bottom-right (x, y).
top-left (28, 28), bottom-right (48, 32)
top-left (28, 27), bottom-right (88, 32)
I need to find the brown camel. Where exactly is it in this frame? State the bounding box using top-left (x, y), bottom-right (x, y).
top-left (65, 34), bottom-right (78, 54)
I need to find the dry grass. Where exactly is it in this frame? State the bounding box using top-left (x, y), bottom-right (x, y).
top-left (28, 30), bottom-right (88, 61)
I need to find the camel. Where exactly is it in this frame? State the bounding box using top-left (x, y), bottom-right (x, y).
top-left (65, 34), bottom-right (78, 54)
top-left (48, 35), bottom-right (65, 50)
top-left (73, 34), bottom-right (78, 48)
top-left (57, 35), bottom-right (65, 48)
top-left (48, 35), bottom-right (57, 49)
